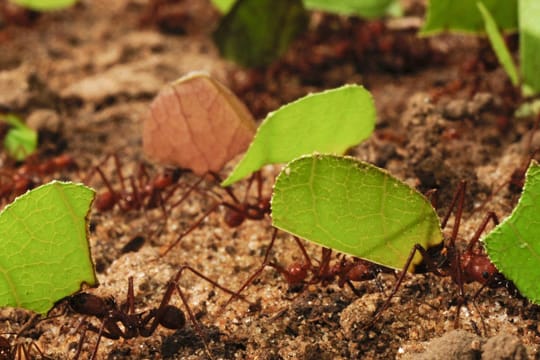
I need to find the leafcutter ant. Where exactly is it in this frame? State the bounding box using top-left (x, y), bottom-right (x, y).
top-left (371, 181), bottom-right (518, 330)
top-left (226, 228), bottom-right (394, 306)
top-left (85, 154), bottom-right (184, 213)
top-left (0, 334), bottom-right (50, 360)
top-left (68, 266), bottom-right (250, 359)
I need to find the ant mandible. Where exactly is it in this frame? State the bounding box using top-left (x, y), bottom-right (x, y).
top-left (68, 265), bottom-right (250, 359)
top-left (160, 171), bottom-right (271, 256)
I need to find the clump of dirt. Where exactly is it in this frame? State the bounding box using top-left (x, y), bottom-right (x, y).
top-left (1, 0), bottom-right (540, 359)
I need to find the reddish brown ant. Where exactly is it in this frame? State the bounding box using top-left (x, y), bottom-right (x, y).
top-left (0, 334), bottom-right (50, 360)
top-left (86, 154), bottom-right (184, 213)
top-left (226, 228), bottom-right (394, 305)
top-left (67, 266), bottom-right (250, 359)
top-left (0, 153), bottom-right (77, 204)
top-left (371, 181), bottom-right (518, 330)
top-left (160, 171), bottom-right (271, 256)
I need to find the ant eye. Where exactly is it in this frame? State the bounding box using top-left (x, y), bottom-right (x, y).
top-left (482, 271), bottom-right (490, 279)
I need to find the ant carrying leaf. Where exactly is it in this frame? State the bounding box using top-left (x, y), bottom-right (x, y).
top-left (271, 154), bottom-right (518, 329)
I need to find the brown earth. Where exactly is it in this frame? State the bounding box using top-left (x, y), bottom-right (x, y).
top-left (0, 0), bottom-right (539, 359)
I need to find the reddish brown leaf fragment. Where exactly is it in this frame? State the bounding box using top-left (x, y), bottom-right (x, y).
top-left (143, 72), bottom-right (256, 175)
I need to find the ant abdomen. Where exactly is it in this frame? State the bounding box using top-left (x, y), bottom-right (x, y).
top-left (158, 305), bottom-right (186, 330)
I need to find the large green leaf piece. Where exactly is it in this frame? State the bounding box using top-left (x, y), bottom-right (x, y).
top-left (477, 2), bottom-right (519, 86)
top-left (303, 0), bottom-right (401, 18)
top-left (9, 0), bottom-right (77, 11)
top-left (421, 0), bottom-right (517, 35)
top-left (271, 154), bottom-right (442, 271)
top-left (0, 181), bottom-right (96, 314)
top-left (213, 0), bottom-right (308, 67)
top-left (222, 85), bottom-right (376, 186)
top-left (520, 0), bottom-right (540, 94)
top-left (484, 160), bottom-right (540, 303)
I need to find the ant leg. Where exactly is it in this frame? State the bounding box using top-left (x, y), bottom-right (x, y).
top-left (168, 176), bottom-right (205, 210)
top-left (159, 201), bottom-right (222, 256)
top-left (88, 321), bottom-right (107, 360)
top-left (367, 243), bottom-right (434, 328)
top-left (466, 211), bottom-right (499, 253)
top-left (223, 228), bottom-right (280, 307)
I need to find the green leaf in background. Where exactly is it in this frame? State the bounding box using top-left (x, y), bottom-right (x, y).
top-left (213, 0), bottom-right (308, 67)
top-left (484, 160), bottom-right (540, 303)
top-left (1, 114), bottom-right (38, 161)
top-left (271, 154), bottom-right (442, 271)
top-left (9, 0), bottom-right (77, 11)
top-left (477, 1), bottom-right (519, 86)
top-left (0, 181), bottom-right (96, 314)
top-left (519, 0), bottom-right (540, 95)
top-left (211, 0), bottom-right (235, 13)
top-left (222, 85), bottom-right (376, 186)
top-left (420, 0), bottom-right (517, 35)
top-left (303, 0), bottom-right (401, 18)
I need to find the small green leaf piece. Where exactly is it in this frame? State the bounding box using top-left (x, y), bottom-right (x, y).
top-left (9, 0), bottom-right (77, 11)
top-left (303, 0), bottom-right (401, 18)
top-left (1, 114), bottom-right (38, 161)
top-left (210, 0), bottom-right (236, 13)
top-left (484, 160), bottom-right (540, 303)
top-left (222, 85), bottom-right (376, 186)
top-left (477, 2), bottom-right (519, 86)
top-left (421, 0), bottom-right (517, 35)
top-left (519, 0), bottom-right (540, 94)
top-left (271, 154), bottom-right (442, 271)
top-left (0, 181), bottom-right (96, 314)
top-left (213, 0), bottom-right (308, 67)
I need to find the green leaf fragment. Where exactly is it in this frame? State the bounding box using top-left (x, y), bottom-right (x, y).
top-left (213, 0), bottom-right (308, 67)
top-left (1, 114), bottom-right (38, 161)
top-left (210, 0), bottom-right (236, 13)
top-left (484, 160), bottom-right (540, 304)
top-left (420, 0), bottom-right (517, 35)
top-left (9, 0), bottom-right (77, 11)
top-left (477, 2), bottom-right (519, 87)
top-left (0, 181), bottom-right (96, 314)
top-left (222, 85), bottom-right (376, 186)
top-left (519, 0), bottom-right (540, 94)
top-left (271, 154), bottom-right (442, 271)
top-left (303, 0), bottom-right (401, 18)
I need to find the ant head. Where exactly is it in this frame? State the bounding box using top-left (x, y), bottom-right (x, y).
top-left (158, 305), bottom-right (186, 330)
top-left (95, 191), bottom-right (116, 212)
top-left (284, 262), bottom-right (309, 285)
top-left (153, 168), bottom-right (183, 190)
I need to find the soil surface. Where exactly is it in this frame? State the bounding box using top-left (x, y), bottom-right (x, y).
top-left (1, 0), bottom-right (539, 359)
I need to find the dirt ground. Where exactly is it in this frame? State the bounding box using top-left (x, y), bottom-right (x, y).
top-left (1, 0), bottom-right (539, 359)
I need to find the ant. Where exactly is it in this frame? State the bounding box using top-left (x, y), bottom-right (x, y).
top-left (0, 153), bottom-right (77, 203)
top-left (160, 171), bottom-right (271, 256)
top-left (221, 228), bottom-right (394, 310)
top-left (371, 181), bottom-right (518, 330)
top-left (0, 334), bottom-right (50, 360)
top-left (67, 265), bottom-right (250, 359)
top-left (85, 154), bottom-right (184, 213)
